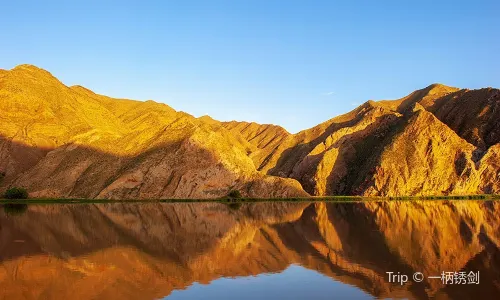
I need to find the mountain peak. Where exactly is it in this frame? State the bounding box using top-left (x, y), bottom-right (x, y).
top-left (10, 64), bottom-right (58, 80)
top-left (424, 83), bottom-right (459, 94)
top-left (12, 64), bottom-right (48, 72)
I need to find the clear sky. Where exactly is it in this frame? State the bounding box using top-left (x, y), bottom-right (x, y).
top-left (1, 0), bottom-right (498, 133)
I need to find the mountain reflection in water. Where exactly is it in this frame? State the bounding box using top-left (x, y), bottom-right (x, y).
top-left (0, 201), bottom-right (499, 300)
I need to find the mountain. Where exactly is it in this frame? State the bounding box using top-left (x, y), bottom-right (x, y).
top-left (0, 65), bottom-right (306, 199)
top-left (0, 64), bottom-right (498, 198)
top-left (229, 84), bottom-right (500, 196)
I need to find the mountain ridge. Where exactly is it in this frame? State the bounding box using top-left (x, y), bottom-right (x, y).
top-left (0, 64), bottom-right (498, 198)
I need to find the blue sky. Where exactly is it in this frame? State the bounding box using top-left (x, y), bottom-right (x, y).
top-left (1, 0), bottom-right (498, 133)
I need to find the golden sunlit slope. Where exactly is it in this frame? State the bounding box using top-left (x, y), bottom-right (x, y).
top-left (222, 121), bottom-right (291, 169)
top-left (0, 65), bottom-right (307, 199)
top-left (225, 84), bottom-right (499, 196)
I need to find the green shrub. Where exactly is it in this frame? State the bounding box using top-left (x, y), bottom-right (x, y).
top-left (4, 187), bottom-right (29, 199)
top-left (228, 190), bottom-right (242, 199)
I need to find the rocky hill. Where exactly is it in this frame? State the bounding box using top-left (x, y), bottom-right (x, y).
top-left (0, 64), bottom-right (498, 198)
top-left (229, 84), bottom-right (500, 196)
top-left (0, 65), bottom-right (306, 199)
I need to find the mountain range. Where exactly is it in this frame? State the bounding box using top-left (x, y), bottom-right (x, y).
top-left (0, 64), bottom-right (499, 198)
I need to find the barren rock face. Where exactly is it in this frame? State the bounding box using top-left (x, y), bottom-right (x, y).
top-left (0, 65), bottom-right (499, 198)
top-left (0, 201), bottom-right (498, 299)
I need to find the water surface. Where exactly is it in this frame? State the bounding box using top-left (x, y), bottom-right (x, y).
top-left (0, 200), bottom-right (499, 299)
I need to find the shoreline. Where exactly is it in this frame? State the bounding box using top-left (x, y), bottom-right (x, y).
top-left (1, 194), bottom-right (499, 204)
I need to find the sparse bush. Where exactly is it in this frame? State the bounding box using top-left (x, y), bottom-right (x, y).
top-left (228, 190), bottom-right (242, 199)
top-left (223, 190), bottom-right (243, 210)
top-left (4, 187), bottom-right (29, 199)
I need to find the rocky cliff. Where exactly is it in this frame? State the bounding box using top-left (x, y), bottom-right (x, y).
top-left (0, 65), bottom-right (498, 198)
